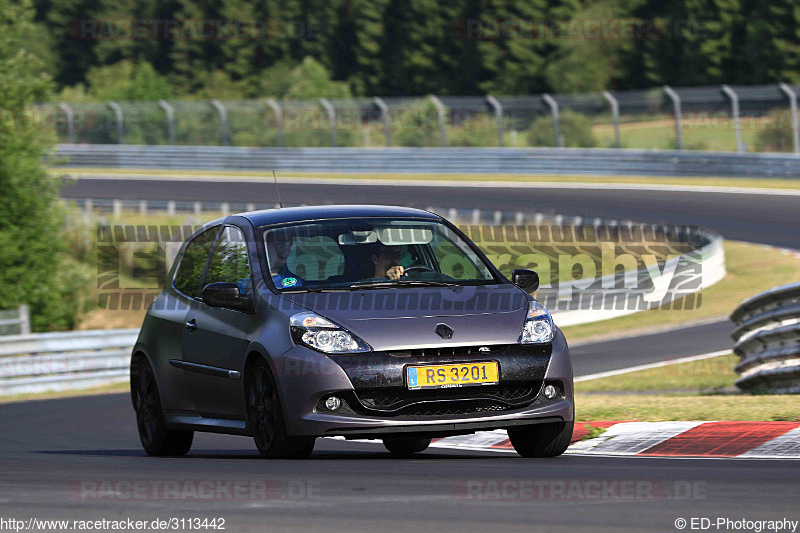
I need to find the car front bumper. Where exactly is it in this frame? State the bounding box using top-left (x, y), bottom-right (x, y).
top-left (271, 328), bottom-right (574, 438)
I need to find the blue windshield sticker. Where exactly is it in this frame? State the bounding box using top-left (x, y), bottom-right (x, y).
top-left (281, 277), bottom-right (298, 287)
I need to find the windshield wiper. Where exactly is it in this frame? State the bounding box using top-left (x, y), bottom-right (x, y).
top-left (348, 280), bottom-right (460, 290)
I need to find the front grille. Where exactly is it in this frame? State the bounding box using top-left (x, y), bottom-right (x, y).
top-left (385, 344), bottom-right (540, 358)
top-left (355, 381), bottom-right (542, 412)
top-left (400, 400), bottom-right (510, 417)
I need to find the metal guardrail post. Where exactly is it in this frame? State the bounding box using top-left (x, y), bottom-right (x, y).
top-left (107, 101), bottom-right (124, 144)
top-left (209, 99), bottom-right (229, 146)
top-left (320, 98), bottom-right (336, 147)
top-left (542, 94), bottom-right (561, 147)
top-left (602, 91), bottom-right (621, 148)
top-left (373, 97), bottom-right (391, 147)
top-left (19, 305), bottom-right (30, 335)
top-left (486, 95), bottom-right (504, 147)
top-left (778, 83), bottom-right (800, 154)
top-left (721, 85), bottom-right (743, 152)
top-left (158, 100), bottom-right (175, 145)
top-left (265, 98), bottom-right (284, 147)
top-left (427, 95), bottom-right (446, 147)
top-left (663, 86), bottom-right (683, 150)
top-left (57, 103), bottom-right (75, 144)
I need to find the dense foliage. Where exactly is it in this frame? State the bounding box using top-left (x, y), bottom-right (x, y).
top-left (33, 0), bottom-right (800, 100)
top-left (0, 0), bottom-right (91, 330)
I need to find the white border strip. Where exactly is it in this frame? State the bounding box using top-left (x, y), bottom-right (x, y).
top-left (574, 350), bottom-right (731, 382)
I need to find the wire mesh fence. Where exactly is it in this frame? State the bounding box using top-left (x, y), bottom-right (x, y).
top-left (41, 83), bottom-right (800, 153)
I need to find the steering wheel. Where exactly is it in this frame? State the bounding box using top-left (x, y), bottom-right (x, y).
top-left (403, 265), bottom-right (436, 275)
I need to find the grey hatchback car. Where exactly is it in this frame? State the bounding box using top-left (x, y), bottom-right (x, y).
top-left (131, 205), bottom-right (574, 459)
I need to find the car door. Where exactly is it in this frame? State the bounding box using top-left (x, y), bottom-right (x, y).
top-left (182, 224), bottom-right (258, 419)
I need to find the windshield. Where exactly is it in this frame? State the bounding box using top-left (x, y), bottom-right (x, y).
top-left (261, 218), bottom-right (498, 291)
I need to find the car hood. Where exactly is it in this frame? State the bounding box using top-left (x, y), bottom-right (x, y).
top-left (281, 284), bottom-right (529, 351)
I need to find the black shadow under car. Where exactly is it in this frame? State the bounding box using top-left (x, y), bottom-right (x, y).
top-left (130, 205), bottom-right (574, 458)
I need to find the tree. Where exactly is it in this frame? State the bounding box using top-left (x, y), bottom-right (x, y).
top-left (0, 0), bottom-right (90, 330)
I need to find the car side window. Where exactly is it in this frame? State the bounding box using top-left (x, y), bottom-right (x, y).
top-left (204, 226), bottom-right (253, 296)
top-left (173, 226), bottom-right (219, 298)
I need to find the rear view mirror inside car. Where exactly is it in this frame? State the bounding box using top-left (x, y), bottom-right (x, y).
top-left (377, 226), bottom-right (433, 245)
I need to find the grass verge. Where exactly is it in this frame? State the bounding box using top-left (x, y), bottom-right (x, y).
top-left (575, 353), bottom-right (800, 422)
top-left (576, 394), bottom-right (800, 422)
top-left (55, 168), bottom-right (800, 191)
top-left (0, 381), bottom-right (128, 404)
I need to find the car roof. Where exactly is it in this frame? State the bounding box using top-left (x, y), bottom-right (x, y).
top-left (237, 205), bottom-right (442, 227)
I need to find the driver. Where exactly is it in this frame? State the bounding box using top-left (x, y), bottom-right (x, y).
top-left (266, 231), bottom-right (303, 288)
top-left (369, 243), bottom-right (406, 280)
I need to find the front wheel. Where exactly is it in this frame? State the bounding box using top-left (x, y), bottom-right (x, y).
top-left (383, 437), bottom-right (431, 457)
top-left (245, 360), bottom-right (315, 459)
top-left (508, 420), bottom-right (574, 458)
top-left (131, 356), bottom-right (193, 456)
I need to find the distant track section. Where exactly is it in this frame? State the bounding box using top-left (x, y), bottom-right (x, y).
top-left (53, 145), bottom-right (800, 178)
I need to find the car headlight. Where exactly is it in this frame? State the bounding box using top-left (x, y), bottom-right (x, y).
top-left (519, 301), bottom-right (554, 344)
top-left (290, 312), bottom-right (371, 354)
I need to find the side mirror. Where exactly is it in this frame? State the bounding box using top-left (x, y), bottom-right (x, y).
top-left (512, 269), bottom-right (539, 293)
top-left (202, 282), bottom-right (254, 313)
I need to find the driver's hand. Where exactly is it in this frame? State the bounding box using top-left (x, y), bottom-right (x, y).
top-left (386, 265), bottom-right (405, 280)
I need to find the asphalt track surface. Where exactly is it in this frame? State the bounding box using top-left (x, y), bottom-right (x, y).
top-left (5, 176), bottom-right (788, 530)
top-left (2, 393), bottom-right (799, 533)
top-left (61, 177), bottom-right (800, 248)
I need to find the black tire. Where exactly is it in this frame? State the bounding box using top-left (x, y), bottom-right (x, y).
top-left (245, 359), bottom-right (315, 459)
top-left (131, 356), bottom-right (193, 456)
top-left (508, 420), bottom-right (574, 458)
top-left (382, 437), bottom-right (432, 457)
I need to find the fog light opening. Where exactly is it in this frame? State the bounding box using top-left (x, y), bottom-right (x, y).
top-left (543, 384), bottom-right (558, 399)
top-left (325, 396), bottom-right (342, 411)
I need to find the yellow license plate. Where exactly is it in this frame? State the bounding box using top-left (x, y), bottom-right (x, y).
top-left (406, 362), bottom-right (499, 390)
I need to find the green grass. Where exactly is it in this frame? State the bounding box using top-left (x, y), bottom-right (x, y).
top-left (0, 381), bottom-right (128, 403)
top-left (562, 240), bottom-right (800, 341)
top-left (575, 352), bottom-right (800, 422)
top-left (54, 167), bottom-right (800, 191)
top-left (576, 394), bottom-right (800, 422)
top-left (575, 353), bottom-right (739, 393)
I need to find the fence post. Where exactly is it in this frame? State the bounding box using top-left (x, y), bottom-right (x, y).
top-left (427, 95), bottom-right (446, 147)
top-left (107, 101), bottom-right (124, 144)
top-left (158, 100), bottom-right (175, 145)
top-left (265, 98), bottom-right (284, 147)
top-left (721, 85), bottom-right (743, 152)
top-left (58, 103), bottom-right (75, 143)
top-left (602, 91), bottom-right (621, 148)
top-left (486, 95), bottom-right (504, 147)
top-left (663, 86), bottom-right (683, 150)
top-left (778, 83), bottom-right (800, 154)
top-left (210, 99), bottom-right (229, 146)
top-left (542, 94), bottom-right (561, 147)
top-left (373, 97), bottom-right (391, 147)
top-left (319, 98), bottom-right (336, 147)
top-left (19, 305), bottom-right (30, 335)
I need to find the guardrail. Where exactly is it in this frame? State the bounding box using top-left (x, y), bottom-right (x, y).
top-left (53, 145), bottom-right (800, 179)
top-left (0, 329), bottom-right (138, 396)
top-left (731, 282), bottom-right (800, 393)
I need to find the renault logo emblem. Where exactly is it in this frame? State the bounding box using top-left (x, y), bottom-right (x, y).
top-left (435, 323), bottom-right (454, 339)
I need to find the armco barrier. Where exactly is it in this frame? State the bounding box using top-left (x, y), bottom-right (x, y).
top-left (731, 282), bottom-right (800, 393)
top-left (52, 145), bottom-right (800, 178)
top-left (0, 329), bottom-right (139, 396)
